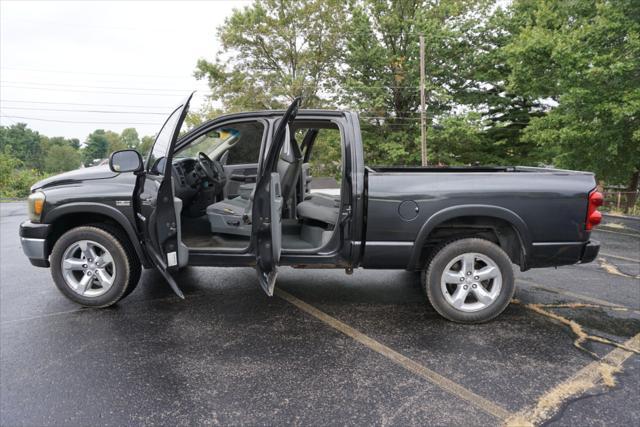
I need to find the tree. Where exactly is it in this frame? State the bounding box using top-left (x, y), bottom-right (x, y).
top-left (120, 128), bottom-right (140, 150)
top-left (83, 130), bottom-right (110, 166)
top-left (139, 135), bottom-right (155, 157)
top-left (104, 130), bottom-right (126, 154)
top-left (194, 0), bottom-right (346, 111)
top-left (340, 0), bottom-right (494, 165)
top-left (0, 123), bottom-right (44, 169)
top-left (44, 145), bottom-right (82, 173)
top-left (503, 0), bottom-right (640, 196)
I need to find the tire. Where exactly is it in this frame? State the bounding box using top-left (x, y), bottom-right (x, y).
top-left (92, 223), bottom-right (142, 299)
top-left (50, 225), bottom-right (141, 307)
top-left (422, 238), bottom-right (515, 323)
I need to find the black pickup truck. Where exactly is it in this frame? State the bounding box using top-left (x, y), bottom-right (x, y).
top-left (19, 95), bottom-right (602, 323)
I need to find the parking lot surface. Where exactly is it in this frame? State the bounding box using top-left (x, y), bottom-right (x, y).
top-left (1, 202), bottom-right (638, 426)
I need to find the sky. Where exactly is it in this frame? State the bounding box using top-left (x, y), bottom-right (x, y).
top-left (0, 0), bottom-right (252, 140)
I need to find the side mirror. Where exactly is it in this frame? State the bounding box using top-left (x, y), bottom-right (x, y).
top-left (109, 149), bottom-right (143, 174)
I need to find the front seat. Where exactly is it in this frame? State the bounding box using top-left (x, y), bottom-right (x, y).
top-left (205, 133), bottom-right (303, 236)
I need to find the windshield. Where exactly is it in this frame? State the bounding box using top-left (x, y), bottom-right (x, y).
top-left (175, 128), bottom-right (240, 159)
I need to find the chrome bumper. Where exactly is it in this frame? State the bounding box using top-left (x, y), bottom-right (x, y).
top-left (20, 237), bottom-right (47, 260)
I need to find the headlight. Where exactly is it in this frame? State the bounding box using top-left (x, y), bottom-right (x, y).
top-left (27, 191), bottom-right (46, 222)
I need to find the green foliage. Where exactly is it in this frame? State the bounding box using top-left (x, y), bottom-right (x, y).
top-left (44, 145), bottom-right (82, 173)
top-left (302, 128), bottom-right (342, 179)
top-left (0, 124), bottom-right (154, 198)
top-left (82, 129), bottom-right (110, 166)
top-left (139, 135), bottom-right (155, 157)
top-left (120, 128), bottom-right (140, 150)
top-left (0, 123), bottom-right (44, 170)
top-left (504, 0), bottom-right (640, 186)
top-left (194, 0), bottom-right (346, 110)
top-left (0, 151), bottom-right (47, 198)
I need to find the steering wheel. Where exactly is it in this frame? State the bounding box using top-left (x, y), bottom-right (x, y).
top-left (197, 152), bottom-right (226, 188)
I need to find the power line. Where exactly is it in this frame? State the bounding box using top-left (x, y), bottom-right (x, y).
top-left (0, 85), bottom-right (195, 97)
top-left (1, 106), bottom-right (168, 115)
top-left (0, 66), bottom-right (192, 80)
top-left (0, 99), bottom-right (173, 109)
top-left (1, 115), bottom-right (161, 126)
top-left (1, 80), bottom-right (207, 93)
top-left (1, 80), bottom-right (420, 91)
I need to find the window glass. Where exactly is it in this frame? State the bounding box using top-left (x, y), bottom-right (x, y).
top-left (176, 121), bottom-right (264, 165)
top-left (147, 105), bottom-right (183, 174)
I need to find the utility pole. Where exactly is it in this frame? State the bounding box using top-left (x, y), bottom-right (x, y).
top-left (419, 34), bottom-right (427, 166)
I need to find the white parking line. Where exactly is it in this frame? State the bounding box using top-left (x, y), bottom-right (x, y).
top-left (276, 288), bottom-right (514, 422)
top-left (506, 333), bottom-right (640, 426)
top-left (516, 278), bottom-right (635, 310)
top-left (600, 252), bottom-right (640, 264)
top-left (593, 228), bottom-right (640, 238)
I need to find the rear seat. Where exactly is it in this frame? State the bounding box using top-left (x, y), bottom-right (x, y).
top-left (296, 192), bottom-right (340, 226)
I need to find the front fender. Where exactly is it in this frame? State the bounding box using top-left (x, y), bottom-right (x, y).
top-left (43, 202), bottom-right (149, 267)
top-left (407, 204), bottom-right (532, 270)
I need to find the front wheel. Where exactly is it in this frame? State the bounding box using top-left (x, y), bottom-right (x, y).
top-left (50, 226), bottom-right (140, 307)
top-left (422, 238), bottom-right (515, 323)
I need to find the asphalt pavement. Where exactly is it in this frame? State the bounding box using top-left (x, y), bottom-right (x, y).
top-left (1, 202), bottom-right (638, 426)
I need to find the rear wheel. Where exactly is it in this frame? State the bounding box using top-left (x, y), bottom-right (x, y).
top-left (422, 238), bottom-right (515, 323)
top-left (50, 226), bottom-right (140, 307)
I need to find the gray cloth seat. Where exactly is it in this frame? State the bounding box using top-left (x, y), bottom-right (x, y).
top-left (296, 192), bottom-right (340, 226)
top-left (206, 195), bottom-right (252, 236)
top-left (205, 131), bottom-right (303, 237)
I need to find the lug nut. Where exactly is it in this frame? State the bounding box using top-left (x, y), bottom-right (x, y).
top-left (88, 258), bottom-right (93, 262)
top-left (82, 264), bottom-right (87, 268)
top-left (467, 271), bottom-right (472, 276)
top-left (474, 276), bottom-right (479, 280)
top-left (87, 271), bottom-right (92, 276)
top-left (460, 277), bottom-right (465, 282)
top-left (463, 285), bottom-right (468, 290)
top-left (472, 284), bottom-right (477, 288)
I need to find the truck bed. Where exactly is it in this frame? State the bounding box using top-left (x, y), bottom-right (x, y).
top-left (367, 165), bottom-right (594, 175)
top-left (363, 165), bottom-right (598, 269)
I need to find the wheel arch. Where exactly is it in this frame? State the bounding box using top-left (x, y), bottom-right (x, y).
top-left (408, 205), bottom-right (532, 270)
top-left (43, 203), bottom-right (150, 268)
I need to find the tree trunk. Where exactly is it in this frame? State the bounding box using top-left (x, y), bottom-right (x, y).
top-left (624, 169), bottom-right (639, 214)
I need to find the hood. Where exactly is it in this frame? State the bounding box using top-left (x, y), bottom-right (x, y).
top-left (31, 165), bottom-right (119, 191)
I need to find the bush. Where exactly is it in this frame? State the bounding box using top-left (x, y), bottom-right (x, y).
top-left (0, 152), bottom-right (48, 198)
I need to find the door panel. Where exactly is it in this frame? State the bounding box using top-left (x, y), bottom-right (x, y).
top-left (252, 97), bottom-right (301, 295)
top-left (134, 92), bottom-right (194, 299)
top-left (223, 163), bottom-right (258, 198)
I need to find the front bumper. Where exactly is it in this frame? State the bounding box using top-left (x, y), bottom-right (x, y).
top-left (19, 221), bottom-right (51, 267)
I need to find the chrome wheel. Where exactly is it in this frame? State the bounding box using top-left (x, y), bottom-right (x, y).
top-left (440, 252), bottom-right (502, 313)
top-left (61, 240), bottom-right (116, 297)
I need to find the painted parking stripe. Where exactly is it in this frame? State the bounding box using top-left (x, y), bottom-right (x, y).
top-left (517, 279), bottom-right (639, 313)
top-left (506, 333), bottom-right (640, 426)
top-left (275, 288), bottom-right (514, 422)
top-left (600, 252), bottom-right (640, 264)
top-left (593, 228), bottom-right (640, 238)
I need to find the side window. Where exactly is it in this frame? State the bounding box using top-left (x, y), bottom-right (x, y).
top-left (225, 122), bottom-right (263, 165)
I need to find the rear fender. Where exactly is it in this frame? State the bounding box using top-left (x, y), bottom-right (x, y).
top-left (408, 204), bottom-right (532, 270)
